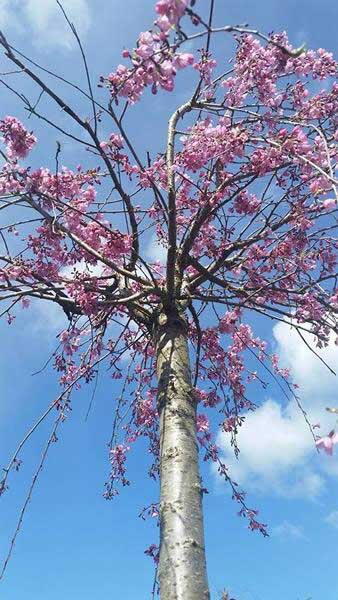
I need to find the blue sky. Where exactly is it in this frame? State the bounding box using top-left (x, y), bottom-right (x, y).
top-left (0, 1), bottom-right (338, 599)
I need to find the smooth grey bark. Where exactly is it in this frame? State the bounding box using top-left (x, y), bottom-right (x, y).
top-left (155, 312), bottom-right (210, 600)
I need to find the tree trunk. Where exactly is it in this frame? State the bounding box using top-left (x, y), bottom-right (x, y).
top-left (155, 313), bottom-right (210, 600)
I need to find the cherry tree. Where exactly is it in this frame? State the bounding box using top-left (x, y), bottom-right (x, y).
top-left (0, 1), bottom-right (337, 598)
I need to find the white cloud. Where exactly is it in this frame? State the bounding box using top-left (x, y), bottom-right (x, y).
top-left (26, 260), bottom-right (111, 335)
top-left (0, 0), bottom-right (12, 28)
top-left (1, 0), bottom-right (91, 50)
top-left (25, 0), bottom-right (90, 49)
top-left (216, 399), bottom-right (325, 498)
top-left (272, 520), bottom-right (307, 540)
top-left (216, 321), bottom-right (338, 499)
top-left (324, 510), bottom-right (338, 530)
top-left (27, 297), bottom-right (68, 335)
top-left (273, 321), bottom-right (337, 401)
top-left (145, 234), bottom-right (167, 264)
top-left (21, 261), bottom-right (101, 336)
top-left (61, 259), bottom-right (106, 279)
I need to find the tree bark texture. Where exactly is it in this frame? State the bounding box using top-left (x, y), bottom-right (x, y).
top-left (155, 313), bottom-right (210, 600)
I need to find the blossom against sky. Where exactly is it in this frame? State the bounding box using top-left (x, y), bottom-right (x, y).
top-left (0, 1), bottom-right (338, 599)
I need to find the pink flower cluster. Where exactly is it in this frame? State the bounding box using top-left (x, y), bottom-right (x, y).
top-left (155, 0), bottom-right (189, 28)
top-left (223, 33), bottom-right (337, 108)
top-left (104, 44), bottom-right (193, 102)
top-left (104, 444), bottom-right (130, 499)
top-left (218, 309), bottom-right (241, 335)
top-left (100, 133), bottom-right (124, 153)
top-left (102, 1), bottom-right (193, 102)
top-left (196, 317), bottom-right (269, 409)
top-left (0, 116), bottom-right (36, 160)
top-left (297, 82), bottom-right (338, 119)
top-left (196, 414), bottom-right (210, 433)
top-left (193, 52), bottom-right (217, 88)
top-left (316, 430), bottom-right (338, 455)
top-left (144, 543), bottom-right (159, 564)
top-left (180, 117), bottom-right (247, 171)
top-left (59, 328), bottom-right (81, 356)
top-left (286, 47), bottom-right (337, 79)
top-left (134, 391), bottom-right (158, 429)
top-left (194, 388), bottom-right (221, 408)
top-left (233, 190), bottom-right (261, 215)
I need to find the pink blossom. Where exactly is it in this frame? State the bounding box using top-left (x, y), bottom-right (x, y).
top-left (233, 191), bottom-right (261, 215)
top-left (144, 543), bottom-right (159, 564)
top-left (196, 414), bottom-right (210, 432)
top-left (219, 309), bottom-right (240, 335)
top-left (135, 391), bottom-right (158, 428)
top-left (102, 1), bottom-right (193, 102)
top-left (193, 54), bottom-right (217, 86)
top-left (155, 0), bottom-right (188, 24)
top-left (59, 329), bottom-right (81, 356)
top-left (21, 297), bottom-right (30, 309)
top-left (104, 444), bottom-right (130, 499)
top-left (316, 430), bottom-right (338, 455)
top-left (173, 53), bottom-right (194, 69)
top-left (322, 198), bottom-right (337, 210)
top-left (0, 116), bottom-right (36, 160)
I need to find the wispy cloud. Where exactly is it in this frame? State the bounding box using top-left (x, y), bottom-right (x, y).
top-left (145, 234), bottom-right (167, 264)
top-left (0, 0), bottom-right (13, 29)
top-left (1, 0), bottom-right (91, 50)
top-left (27, 298), bottom-right (68, 336)
top-left (23, 260), bottom-right (106, 336)
top-left (273, 321), bottom-right (337, 402)
top-left (324, 510), bottom-right (338, 530)
top-left (272, 520), bottom-right (307, 540)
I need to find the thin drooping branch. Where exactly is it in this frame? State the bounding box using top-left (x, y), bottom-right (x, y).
top-left (0, 412), bottom-right (64, 580)
top-left (56, 0), bottom-right (98, 134)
